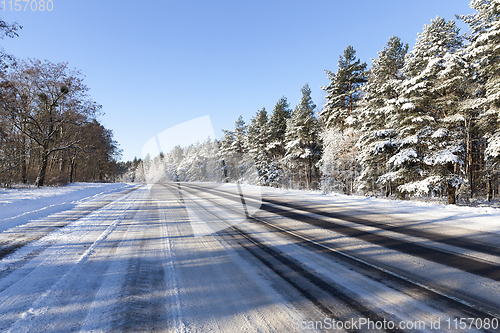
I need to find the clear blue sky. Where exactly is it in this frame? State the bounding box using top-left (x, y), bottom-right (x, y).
top-left (1, 0), bottom-right (474, 162)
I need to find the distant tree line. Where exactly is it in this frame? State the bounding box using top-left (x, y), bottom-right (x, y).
top-left (127, 0), bottom-right (500, 205)
top-left (0, 18), bottom-right (121, 187)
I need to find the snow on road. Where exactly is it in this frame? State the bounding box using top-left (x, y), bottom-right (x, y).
top-left (255, 186), bottom-right (500, 235)
top-left (0, 184), bottom-right (313, 332)
top-left (0, 183), bottom-right (134, 232)
top-left (0, 181), bottom-right (499, 332)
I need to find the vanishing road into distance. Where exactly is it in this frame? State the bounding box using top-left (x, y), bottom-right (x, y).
top-left (0, 183), bottom-right (499, 332)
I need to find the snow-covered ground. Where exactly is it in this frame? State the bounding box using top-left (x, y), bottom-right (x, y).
top-left (0, 182), bottom-right (498, 332)
top-left (0, 183), bottom-right (136, 233)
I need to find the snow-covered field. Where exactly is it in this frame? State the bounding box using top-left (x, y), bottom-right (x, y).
top-left (0, 182), bottom-right (499, 332)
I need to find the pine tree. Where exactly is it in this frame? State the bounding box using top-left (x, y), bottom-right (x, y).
top-left (320, 45), bottom-right (367, 130)
top-left (248, 108), bottom-right (269, 157)
top-left (267, 96), bottom-right (291, 159)
top-left (247, 107), bottom-right (272, 185)
top-left (218, 116), bottom-right (251, 182)
top-left (356, 36), bottom-right (408, 195)
top-left (381, 16), bottom-right (468, 204)
top-left (233, 115), bottom-right (247, 154)
top-left (265, 96), bottom-right (291, 187)
top-left (284, 84), bottom-right (321, 189)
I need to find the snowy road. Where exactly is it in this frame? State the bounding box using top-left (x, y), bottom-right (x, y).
top-left (0, 183), bottom-right (499, 332)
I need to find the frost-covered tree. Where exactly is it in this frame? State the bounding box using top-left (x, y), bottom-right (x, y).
top-left (284, 84), bottom-right (321, 189)
top-left (174, 140), bottom-right (220, 182)
top-left (247, 108), bottom-right (269, 158)
top-left (381, 17), bottom-right (468, 204)
top-left (319, 128), bottom-right (360, 194)
top-left (247, 107), bottom-right (273, 185)
top-left (219, 116), bottom-right (253, 182)
top-left (265, 96), bottom-right (291, 187)
top-left (267, 96), bottom-right (291, 159)
top-left (356, 36), bottom-right (408, 195)
top-left (233, 115), bottom-right (248, 154)
top-left (320, 45), bottom-right (367, 130)
top-left (219, 115), bottom-right (247, 159)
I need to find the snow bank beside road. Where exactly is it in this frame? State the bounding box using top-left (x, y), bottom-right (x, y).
top-left (0, 183), bottom-right (136, 232)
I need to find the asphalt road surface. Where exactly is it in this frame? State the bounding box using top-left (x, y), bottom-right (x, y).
top-left (0, 182), bottom-right (499, 332)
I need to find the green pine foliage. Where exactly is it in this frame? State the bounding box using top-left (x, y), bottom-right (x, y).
top-left (284, 84), bottom-right (321, 190)
top-left (247, 107), bottom-right (272, 185)
top-left (380, 17), bottom-right (469, 203)
top-left (267, 96), bottom-right (291, 160)
top-left (320, 45), bottom-right (367, 130)
top-left (356, 36), bottom-right (408, 195)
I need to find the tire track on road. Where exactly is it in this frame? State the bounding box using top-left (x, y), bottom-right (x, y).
top-left (0, 185), bottom-right (140, 262)
top-left (184, 183), bottom-right (500, 282)
top-left (178, 182), bottom-right (500, 322)
top-left (173, 183), bottom-right (399, 333)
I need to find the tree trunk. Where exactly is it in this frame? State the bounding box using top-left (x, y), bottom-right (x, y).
top-left (222, 159), bottom-right (228, 183)
top-left (448, 184), bottom-right (456, 205)
top-left (35, 150), bottom-right (49, 187)
top-left (20, 137), bottom-right (27, 184)
top-left (307, 157), bottom-right (312, 190)
top-left (465, 116), bottom-right (473, 198)
top-left (69, 156), bottom-right (76, 183)
top-left (487, 176), bottom-right (493, 202)
top-left (20, 155), bottom-right (27, 184)
top-left (59, 153), bottom-right (66, 174)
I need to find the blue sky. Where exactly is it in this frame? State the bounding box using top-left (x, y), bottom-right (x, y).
top-left (2, 0), bottom-right (474, 161)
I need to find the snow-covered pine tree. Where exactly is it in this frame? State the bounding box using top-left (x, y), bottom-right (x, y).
top-left (247, 107), bottom-right (272, 185)
top-left (460, 0), bottom-right (500, 200)
top-left (247, 108), bottom-right (269, 158)
top-left (356, 36), bottom-right (408, 196)
top-left (382, 16), bottom-right (468, 204)
top-left (320, 45), bottom-right (367, 131)
top-left (266, 96), bottom-right (291, 187)
top-left (267, 96), bottom-right (291, 160)
top-left (218, 116), bottom-right (252, 182)
top-left (233, 115), bottom-right (248, 154)
top-left (318, 46), bottom-right (366, 194)
top-left (284, 84), bottom-right (321, 190)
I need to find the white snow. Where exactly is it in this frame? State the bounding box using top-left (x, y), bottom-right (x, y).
top-left (388, 148), bottom-right (419, 166)
top-left (397, 176), bottom-right (442, 196)
top-left (424, 149), bottom-right (462, 165)
top-left (486, 132), bottom-right (500, 159)
top-left (0, 183), bottom-right (134, 233)
top-left (431, 128), bottom-right (448, 138)
top-left (401, 102), bottom-right (415, 110)
top-left (373, 129), bottom-right (395, 137)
